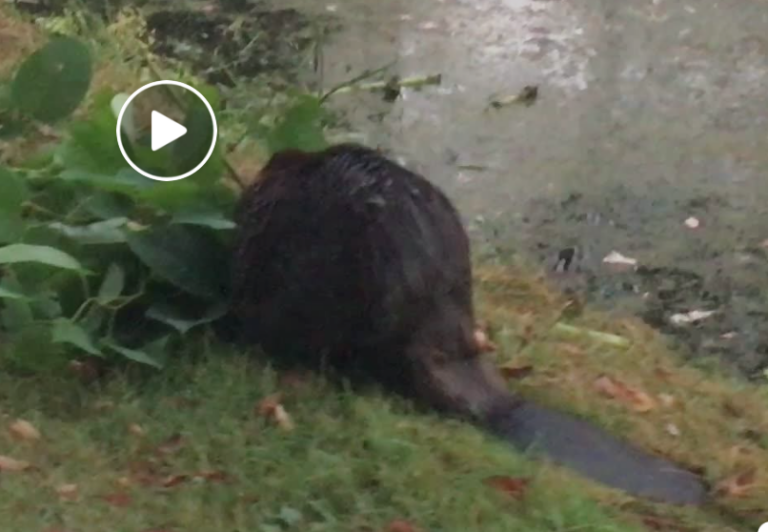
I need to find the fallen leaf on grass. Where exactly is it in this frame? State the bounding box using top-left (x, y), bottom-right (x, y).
top-left (474, 327), bottom-right (497, 353)
top-left (56, 483), bottom-right (79, 502)
top-left (257, 395), bottom-right (295, 431)
top-left (640, 514), bottom-right (695, 532)
top-left (102, 492), bottom-right (132, 507)
top-left (0, 455), bottom-right (30, 472)
top-left (160, 474), bottom-right (190, 488)
top-left (556, 342), bottom-right (585, 356)
top-left (714, 468), bottom-right (757, 498)
top-left (593, 375), bottom-right (657, 412)
top-left (658, 393), bottom-right (676, 408)
top-left (69, 358), bottom-right (105, 383)
top-left (129, 461), bottom-right (158, 485)
top-left (386, 520), bottom-right (422, 532)
top-left (499, 365), bottom-right (534, 380)
top-left (156, 433), bottom-right (185, 455)
top-left (194, 470), bottom-right (229, 483)
top-left (483, 475), bottom-right (531, 500)
top-left (9, 419), bottom-right (41, 441)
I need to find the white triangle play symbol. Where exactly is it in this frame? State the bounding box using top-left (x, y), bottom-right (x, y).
top-left (151, 110), bottom-right (187, 151)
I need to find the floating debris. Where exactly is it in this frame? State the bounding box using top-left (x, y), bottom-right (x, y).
top-left (489, 85), bottom-right (539, 109)
top-left (684, 217), bottom-right (700, 229)
top-left (669, 309), bottom-right (717, 326)
top-left (603, 251), bottom-right (638, 267)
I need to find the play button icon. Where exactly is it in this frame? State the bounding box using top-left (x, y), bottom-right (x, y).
top-left (151, 110), bottom-right (187, 152)
top-left (115, 80), bottom-right (218, 182)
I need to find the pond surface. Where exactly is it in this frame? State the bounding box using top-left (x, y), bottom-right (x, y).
top-left (285, 0), bottom-right (768, 376)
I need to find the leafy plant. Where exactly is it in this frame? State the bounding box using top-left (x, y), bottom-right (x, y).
top-left (0, 32), bottom-right (330, 372)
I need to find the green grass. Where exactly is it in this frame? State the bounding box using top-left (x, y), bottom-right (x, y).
top-left (0, 352), bottom-right (653, 532)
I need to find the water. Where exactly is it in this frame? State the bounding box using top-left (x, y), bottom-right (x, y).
top-left (287, 0), bottom-right (768, 375)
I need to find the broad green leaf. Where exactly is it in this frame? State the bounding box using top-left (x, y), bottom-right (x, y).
top-left (171, 93), bottom-right (217, 177)
top-left (0, 286), bottom-right (26, 299)
top-left (104, 341), bottom-right (163, 369)
top-left (0, 244), bottom-right (85, 271)
top-left (143, 335), bottom-right (171, 366)
top-left (267, 95), bottom-right (328, 154)
top-left (82, 193), bottom-right (135, 220)
top-left (0, 277), bottom-right (33, 331)
top-left (0, 214), bottom-right (25, 244)
top-left (126, 225), bottom-right (229, 300)
top-left (55, 91), bottom-right (128, 173)
top-left (97, 263), bottom-right (125, 305)
top-left (171, 210), bottom-right (235, 230)
top-left (146, 302), bottom-right (228, 334)
top-left (4, 323), bottom-right (66, 372)
top-left (111, 93), bottom-right (137, 140)
top-left (0, 167), bottom-right (28, 243)
top-left (30, 291), bottom-right (62, 319)
top-left (51, 318), bottom-right (102, 356)
top-left (59, 168), bottom-right (151, 195)
top-left (0, 166), bottom-right (29, 214)
top-left (48, 217), bottom-right (129, 245)
top-left (11, 36), bottom-right (92, 122)
top-left (137, 180), bottom-right (203, 211)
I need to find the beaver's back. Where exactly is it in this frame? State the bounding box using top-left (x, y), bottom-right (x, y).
top-left (232, 144), bottom-right (476, 375)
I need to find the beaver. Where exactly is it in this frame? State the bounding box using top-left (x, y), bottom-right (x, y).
top-left (230, 143), bottom-right (707, 505)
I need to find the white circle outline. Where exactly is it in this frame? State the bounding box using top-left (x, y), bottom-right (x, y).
top-left (115, 80), bottom-right (218, 182)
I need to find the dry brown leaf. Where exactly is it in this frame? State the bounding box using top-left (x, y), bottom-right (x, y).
top-left (386, 520), bottom-right (421, 532)
top-left (161, 474), bottom-right (189, 488)
top-left (556, 342), bottom-right (585, 356)
top-left (474, 328), bottom-right (497, 353)
top-left (195, 470), bottom-right (229, 483)
top-left (102, 492), bottom-right (133, 507)
top-left (128, 423), bottom-right (146, 437)
top-left (498, 365), bottom-right (534, 381)
top-left (640, 514), bottom-right (695, 532)
top-left (0, 455), bottom-right (30, 472)
top-left (9, 419), bottom-right (41, 441)
top-left (156, 433), bottom-right (185, 455)
top-left (658, 393), bottom-right (676, 408)
top-left (56, 483), bottom-right (79, 502)
top-left (68, 358), bottom-right (104, 383)
top-left (714, 468), bottom-right (757, 498)
top-left (257, 395), bottom-right (295, 430)
top-left (593, 375), bottom-right (656, 412)
top-left (483, 475), bottom-right (531, 500)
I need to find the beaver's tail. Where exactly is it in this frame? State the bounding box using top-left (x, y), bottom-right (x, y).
top-left (483, 398), bottom-right (707, 505)
top-left (412, 356), bottom-right (708, 505)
